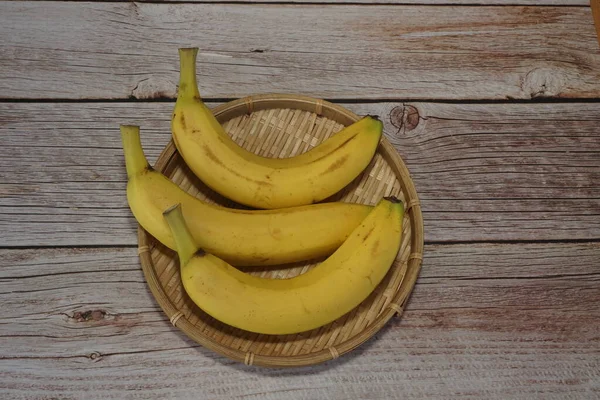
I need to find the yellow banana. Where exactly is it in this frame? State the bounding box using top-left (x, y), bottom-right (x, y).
top-left (171, 48), bottom-right (382, 209)
top-left (163, 198), bottom-right (403, 335)
top-left (121, 125), bottom-right (372, 266)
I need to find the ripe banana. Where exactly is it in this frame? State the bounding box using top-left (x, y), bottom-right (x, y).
top-left (163, 198), bottom-right (403, 335)
top-left (121, 125), bottom-right (373, 266)
top-left (171, 48), bottom-right (382, 209)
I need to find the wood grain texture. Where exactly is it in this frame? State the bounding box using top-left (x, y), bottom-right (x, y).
top-left (30, 0), bottom-right (591, 4)
top-left (1, 101), bottom-right (599, 246)
top-left (1, 242), bottom-right (598, 399)
top-left (1, 3), bottom-right (599, 100)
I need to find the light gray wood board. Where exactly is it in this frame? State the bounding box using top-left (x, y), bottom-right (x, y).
top-left (186, 0), bottom-right (589, 4)
top-left (1, 242), bottom-right (598, 399)
top-left (1, 101), bottom-right (599, 246)
top-left (1, 3), bottom-right (599, 100)
top-left (28, 0), bottom-right (591, 4)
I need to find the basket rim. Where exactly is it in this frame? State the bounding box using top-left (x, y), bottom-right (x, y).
top-left (137, 93), bottom-right (424, 368)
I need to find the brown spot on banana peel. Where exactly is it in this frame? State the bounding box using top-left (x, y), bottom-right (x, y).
top-left (202, 144), bottom-right (226, 168)
top-left (321, 154), bottom-right (349, 176)
top-left (270, 227), bottom-right (282, 239)
top-left (364, 274), bottom-right (375, 288)
top-left (309, 134), bottom-right (358, 164)
top-left (371, 240), bottom-right (380, 255)
top-left (300, 298), bottom-right (311, 315)
top-left (180, 113), bottom-right (186, 130)
top-left (201, 144), bottom-right (272, 186)
top-left (251, 255), bottom-right (271, 264)
top-left (362, 226), bottom-right (375, 242)
top-left (254, 180), bottom-right (272, 188)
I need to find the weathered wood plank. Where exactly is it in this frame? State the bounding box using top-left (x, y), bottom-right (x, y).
top-left (1, 243), bottom-right (598, 399)
top-left (1, 3), bottom-right (598, 100)
top-left (184, 0), bottom-right (591, 4)
top-left (32, 0), bottom-right (591, 4)
top-left (1, 101), bottom-right (599, 246)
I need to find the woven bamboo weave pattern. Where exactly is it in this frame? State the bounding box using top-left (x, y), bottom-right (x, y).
top-left (137, 94), bottom-right (424, 368)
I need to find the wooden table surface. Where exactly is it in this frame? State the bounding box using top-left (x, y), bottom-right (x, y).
top-left (1, 1), bottom-right (599, 399)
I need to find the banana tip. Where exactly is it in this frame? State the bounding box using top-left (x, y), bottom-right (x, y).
top-left (383, 196), bottom-right (401, 204)
top-left (195, 249), bottom-right (207, 257)
top-left (179, 47), bottom-right (199, 54)
top-left (120, 124), bottom-right (140, 132)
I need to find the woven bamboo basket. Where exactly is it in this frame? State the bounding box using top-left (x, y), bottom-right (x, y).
top-left (137, 94), bottom-right (424, 368)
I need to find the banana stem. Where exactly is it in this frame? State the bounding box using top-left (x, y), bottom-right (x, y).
top-left (120, 125), bottom-right (150, 178)
top-left (163, 204), bottom-right (199, 266)
top-left (178, 48), bottom-right (201, 100)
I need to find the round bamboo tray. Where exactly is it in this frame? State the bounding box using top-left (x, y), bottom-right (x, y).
top-left (137, 94), bottom-right (424, 368)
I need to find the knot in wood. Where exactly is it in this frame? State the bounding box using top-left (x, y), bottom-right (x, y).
top-left (131, 77), bottom-right (175, 100)
top-left (389, 105), bottom-right (420, 134)
top-left (88, 351), bottom-right (103, 362)
top-left (73, 309), bottom-right (107, 322)
top-left (521, 67), bottom-right (564, 99)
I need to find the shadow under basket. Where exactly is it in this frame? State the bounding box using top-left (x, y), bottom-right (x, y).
top-left (137, 94), bottom-right (424, 368)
